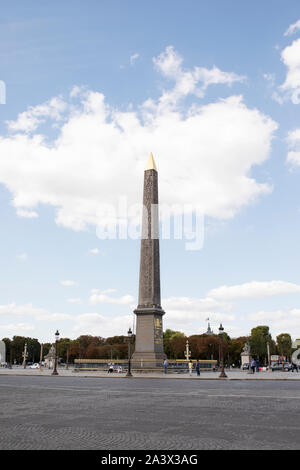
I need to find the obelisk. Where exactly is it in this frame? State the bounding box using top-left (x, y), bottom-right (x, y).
top-left (132, 153), bottom-right (166, 367)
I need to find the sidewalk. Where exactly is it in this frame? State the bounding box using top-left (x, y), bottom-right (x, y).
top-left (1, 367), bottom-right (300, 380)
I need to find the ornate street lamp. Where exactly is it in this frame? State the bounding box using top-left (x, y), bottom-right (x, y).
top-left (39, 343), bottom-right (43, 372)
top-left (267, 341), bottom-right (272, 373)
top-left (9, 344), bottom-right (13, 369)
top-left (52, 330), bottom-right (60, 376)
top-left (126, 327), bottom-right (133, 377)
top-left (66, 347), bottom-right (69, 370)
top-left (218, 324), bottom-right (227, 378)
top-left (22, 343), bottom-right (28, 369)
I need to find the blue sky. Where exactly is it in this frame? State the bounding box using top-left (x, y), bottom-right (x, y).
top-left (1, 1), bottom-right (300, 343)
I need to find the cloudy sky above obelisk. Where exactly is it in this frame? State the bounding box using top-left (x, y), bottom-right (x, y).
top-left (1, 1), bottom-right (300, 342)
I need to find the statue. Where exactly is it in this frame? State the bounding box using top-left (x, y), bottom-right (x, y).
top-left (291, 348), bottom-right (300, 366)
top-left (240, 341), bottom-right (250, 369)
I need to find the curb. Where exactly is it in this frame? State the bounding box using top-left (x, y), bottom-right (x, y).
top-left (0, 372), bottom-right (299, 381)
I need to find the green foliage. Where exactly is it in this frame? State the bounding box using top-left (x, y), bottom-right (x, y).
top-left (2, 338), bottom-right (11, 362)
top-left (57, 338), bottom-right (72, 362)
top-left (163, 329), bottom-right (185, 358)
top-left (276, 333), bottom-right (292, 358)
top-left (42, 343), bottom-right (52, 359)
top-left (3, 325), bottom-right (295, 365)
top-left (5, 336), bottom-right (41, 363)
top-left (106, 336), bottom-right (127, 345)
top-left (249, 326), bottom-right (272, 360)
top-left (228, 336), bottom-right (248, 364)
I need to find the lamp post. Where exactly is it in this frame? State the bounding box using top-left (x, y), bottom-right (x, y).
top-left (184, 340), bottom-right (191, 362)
top-left (126, 327), bottom-right (133, 377)
top-left (9, 344), bottom-right (13, 369)
top-left (246, 339), bottom-right (253, 374)
top-left (39, 343), bottom-right (43, 372)
top-left (51, 330), bottom-right (59, 376)
top-left (22, 343), bottom-right (28, 369)
top-left (66, 347), bottom-right (69, 370)
top-left (267, 341), bottom-right (272, 373)
top-left (218, 324), bottom-right (227, 378)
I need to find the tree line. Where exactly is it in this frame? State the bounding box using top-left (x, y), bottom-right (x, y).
top-left (1, 325), bottom-right (296, 365)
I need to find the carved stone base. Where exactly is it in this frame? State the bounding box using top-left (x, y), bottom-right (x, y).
top-left (132, 308), bottom-right (166, 368)
top-left (131, 352), bottom-right (167, 369)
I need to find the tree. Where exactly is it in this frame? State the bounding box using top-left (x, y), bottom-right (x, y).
top-left (276, 333), bottom-right (292, 360)
top-left (2, 338), bottom-right (11, 362)
top-left (25, 338), bottom-right (40, 363)
top-left (57, 338), bottom-right (72, 362)
top-left (8, 336), bottom-right (41, 363)
top-left (170, 336), bottom-right (187, 359)
top-left (188, 334), bottom-right (220, 360)
top-left (249, 326), bottom-right (273, 362)
top-left (228, 336), bottom-right (248, 365)
top-left (42, 343), bottom-right (52, 358)
top-left (106, 336), bottom-right (126, 345)
top-left (163, 330), bottom-right (185, 358)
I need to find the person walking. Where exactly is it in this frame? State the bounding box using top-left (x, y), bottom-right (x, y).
top-left (196, 360), bottom-right (200, 377)
top-left (163, 358), bottom-right (168, 374)
top-left (292, 362), bottom-right (298, 373)
top-left (251, 359), bottom-right (256, 374)
top-left (188, 360), bottom-right (193, 377)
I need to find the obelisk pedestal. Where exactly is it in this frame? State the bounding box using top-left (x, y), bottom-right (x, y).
top-left (132, 153), bottom-right (166, 368)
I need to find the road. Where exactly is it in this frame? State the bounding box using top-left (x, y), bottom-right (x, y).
top-left (0, 375), bottom-right (299, 450)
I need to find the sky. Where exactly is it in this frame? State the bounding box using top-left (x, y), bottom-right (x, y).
top-left (1, 1), bottom-right (300, 343)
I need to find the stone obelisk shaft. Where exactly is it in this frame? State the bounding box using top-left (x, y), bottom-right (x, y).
top-left (138, 166), bottom-right (161, 308)
top-left (132, 153), bottom-right (166, 367)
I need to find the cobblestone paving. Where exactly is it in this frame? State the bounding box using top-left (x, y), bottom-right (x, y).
top-left (1, 367), bottom-right (300, 380)
top-left (0, 376), bottom-right (299, 450)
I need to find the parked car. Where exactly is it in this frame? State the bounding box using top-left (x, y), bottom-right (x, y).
top-left (29, 363), bottom-right (40, 369)
top-left (271, 362), bottom-right (292, 371)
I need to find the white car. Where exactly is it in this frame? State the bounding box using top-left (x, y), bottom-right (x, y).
top-left (29, 363), bottom-right (40, 369)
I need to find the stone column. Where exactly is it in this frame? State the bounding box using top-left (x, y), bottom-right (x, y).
top-left (132, 153), bottom-right (166, 368)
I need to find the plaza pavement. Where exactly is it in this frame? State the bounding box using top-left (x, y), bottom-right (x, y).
top-left (0, 366), bottom-right (300, 380)
top-left (0, 374), bottom-right (299, 450)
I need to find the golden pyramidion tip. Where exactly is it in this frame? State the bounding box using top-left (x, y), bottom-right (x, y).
top-left (145, 152), bottom-right (157, 171)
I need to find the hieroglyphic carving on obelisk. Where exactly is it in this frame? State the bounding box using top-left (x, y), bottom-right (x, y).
top-left (132, 153), bottom-right (166, 367)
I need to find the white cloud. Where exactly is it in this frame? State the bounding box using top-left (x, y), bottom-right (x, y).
top-left (284, 19), bottom-right (300, 36)
top-left (6, 96), bottom-right (67, 133)
top-left (88, 248), bottom-right (99, 254)
top-left (91, 288), bottom-right (117, 295)
top-left (16, 209), bottom-right (39, 218)
top-left (162, 295), bottom-right (234, 336)
top-left (17, 252), bottom-right (28, 261)
top-left (248, 308), bottom-right (300, 338)
top-left (153, 45), bottom-right (246, 107)
top-left (278, 38), bottom-right (300, 103)
top-left (263, 73), bottom-right (276, 87)
top-left (0, 323), bottom-right (35, 333)
top-left (286, 128), bottom-right (300, 166)
top-left (72, 312), bottom-right (134, 337)
top-left (60, 280), bottom-right (77, 287)
top-left (0, 302), bottom-right (72, 322)
top-left (67, 298), bottom-right (82, 304)
top-left (207, 280), bottom-right (300, 300)
top-left (89, 292), bottom-right (135, 305)
top-left (0, 47), bottom-right (277, 231)
top-left (163, 296), bottom-right (232, 312)
top-left (130, 53), bottom-right (139, 65)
